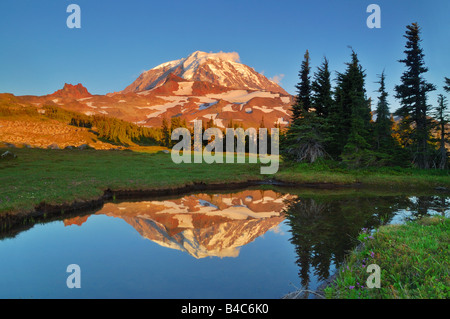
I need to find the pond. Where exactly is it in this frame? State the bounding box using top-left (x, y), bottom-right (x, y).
top-left (0, 186), bottom-right (448, 299)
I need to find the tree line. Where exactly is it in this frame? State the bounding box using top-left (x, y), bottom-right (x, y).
top-left (282, 22), bottom-right (449, 169)
top-left (42, 105), bottom-right (160, 146)
top-left (160, 115), bottom-right (277, 154)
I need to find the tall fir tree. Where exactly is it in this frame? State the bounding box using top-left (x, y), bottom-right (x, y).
top-left (373, 71), bottom-right (407, 165)
top-left (161, 117), bottom-right (171, 147)
top-left (282, 50), bottom-right (329, 162)
top-left (433, 94), bottom-right (449, 169)
top-left (340, 51), bottom-right (373, 167)
top-left (394, 22), bottom-right (436, 169)
top-left (311, 57), bottom-right (333, 118)
top-left (328, 50), bottom-right (373, 165)
top-left (374, 71), bottom-right (394, 150)
top-left (291, 50), bottom-right (312, 122)
top-left (326, 73), bottom-right (347, 158)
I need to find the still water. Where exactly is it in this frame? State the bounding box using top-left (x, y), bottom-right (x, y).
top-left (0, 187), bottom-right (448, 298)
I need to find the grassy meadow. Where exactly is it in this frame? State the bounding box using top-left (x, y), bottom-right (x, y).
top-left (324, 216), bottom-right (449, 299)
top-left (0, 147), bottom-right (265, 215)
top-left (0, 147), bottom-right (449, 216)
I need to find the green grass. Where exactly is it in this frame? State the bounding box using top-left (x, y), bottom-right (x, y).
top-left (0, 148), bottom-right (263, 215)
top-left (0, 148), bottom-right (449, 216)
top-left (324, 216), bottom-right (450, 299)
top-left (275, 161), bottom-right (450, 188)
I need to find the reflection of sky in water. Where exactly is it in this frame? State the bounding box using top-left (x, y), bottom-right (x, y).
top-left (389, 196), bottom-right (450, 224)
top-left (0, 190), bottom-right (448, 299)
top-left (389, 208), bottom-right (450, 224)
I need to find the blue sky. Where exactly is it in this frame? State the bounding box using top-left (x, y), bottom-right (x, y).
top-left (0, 0), bottom-right (449, 112)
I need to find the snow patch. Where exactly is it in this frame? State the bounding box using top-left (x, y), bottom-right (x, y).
top-left (141, 97), bottom-right (186, 118)
top-left (273, 106), bottom-right (289, 115)
top-left (214, 119), bottom-right (225, 128)
top-left (222, 104), bottom-right (236, 112)
top-left (78, 97), bottom-right (93, 101)
top-left (280, 96), bottom-right (291, 103)
top-left (252, 106), bottom-right (273, 113)
top-left (206, 90), bottom-right (279, 103)
top-left (173, 82), bottom-right (194, 95)
top-left (152, 58), bottom-right (184, 71)
top-left (276, 117), bottom-right (289, 125)
top-left (203, 113), bottom-right (217, 120)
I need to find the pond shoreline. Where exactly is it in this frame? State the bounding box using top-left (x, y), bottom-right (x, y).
top-left (1, 176), bottom-right (448, 236)
top-left (1, 175), bottom-right (448, 299)
top-left (0, 178), bottom-right (366, 232)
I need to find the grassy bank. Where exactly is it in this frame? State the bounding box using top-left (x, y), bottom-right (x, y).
top-left (0, 148), bottom-right (263, 215)
top-left (0, 147), bottom-right (449, 216)
top-left (275, 161), bottom-right (450, 188)
top-left (324, 216), bottom-right (449, 299)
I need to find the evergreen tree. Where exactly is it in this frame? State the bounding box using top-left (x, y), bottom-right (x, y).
top-left (433, 94), bottom-right (449, 169)
top-left (282, 112), bottom-right (329, 163)
top-left (291, 50), bottom-right (312, 122)
top-left (374, 71), bottom-right (394, 150)
top-left (311, 57), bottom-right (333, 118)
top-left (444, 77), bottom-right (450, 93)
top-left (161, 117), bottom-right (171, 147)
top-left (259, 115), bottom-right (265, 129)
top-left (394, 22), bottom-right (436, 169)
top-left (326, 73), bottom-right (346, 158)
top-left (329, 50), bottom-right (373, 166)
top-left (282, 51), bottom-right (329, 163)
top-left (342, 52), bottom-right (373, 167)
top-left (373, 71), bottom-right (407, 165)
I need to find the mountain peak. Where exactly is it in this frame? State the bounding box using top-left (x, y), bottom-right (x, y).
top-left (50, 83), bottom-right (92, 99)
top-left (165, 73), bottom-right (186, 83)
top-left (185, 50), bottom-right (241, 63)
top-left (122, 51), bottom-right (288, 95)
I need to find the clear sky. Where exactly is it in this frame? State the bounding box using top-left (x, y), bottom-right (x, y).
top-left (1, 0), bottom-right (449, 112)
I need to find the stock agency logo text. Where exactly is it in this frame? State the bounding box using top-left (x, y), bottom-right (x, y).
top-left (170, 120), bottom-right (279, 174)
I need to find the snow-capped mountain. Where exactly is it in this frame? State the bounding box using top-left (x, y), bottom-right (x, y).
top-left (122, 51), bottom-right (289, 95)
top-left (6, 51), bottom-right (293, 138)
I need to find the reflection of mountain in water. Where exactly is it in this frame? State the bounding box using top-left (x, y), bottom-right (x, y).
top-left (64, 190), bottom-right (293, 258)
top-left (59, 190), bottom-right (449, 296)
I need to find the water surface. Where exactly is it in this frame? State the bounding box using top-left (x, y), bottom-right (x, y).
top-left (0, 187), bottom-right (448, 298)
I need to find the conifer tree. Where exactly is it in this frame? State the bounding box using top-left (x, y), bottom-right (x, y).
top-left (374, 71), bottom-right (394, 150)
top-left (444, 77), bottom-right (450, 93)
top-left (329, 50), bottom-right (373, 166)
top-left (162, 117), bottom-right (171, 147)
top-left (291, 50), bottom-right (311, 122)
top-left (433, 94), bottom-right (449, 169)
top-left (311, 57), bottom-right (332, 118)
top-left (373, 71), bottom-right (408, 165)
top-left (282, 51), bottom-right (329, 163)
top-left (282, 111), bottom-right (329, 163)
top-left (394, 22), bottom-right (436, 169)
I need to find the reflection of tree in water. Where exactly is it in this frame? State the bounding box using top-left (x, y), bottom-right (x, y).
top-left (403, 195), bottom-right (450, 221)
top-left (284, 195), bottom-right (418, 290)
